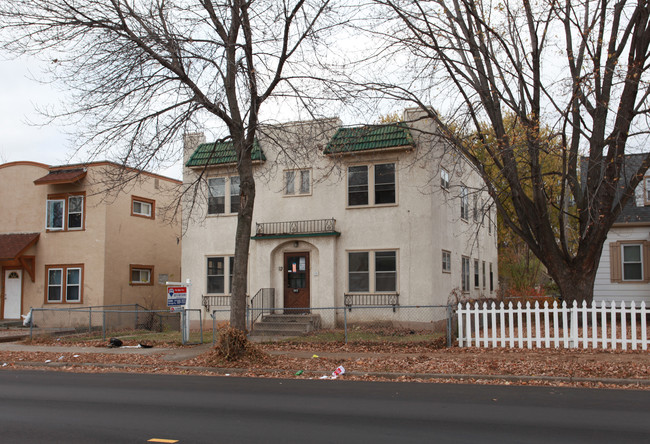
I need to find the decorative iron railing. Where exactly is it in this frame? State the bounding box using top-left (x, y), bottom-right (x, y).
top-left (202, 295), bottom-right (231, 312)
top-left (344, 293), bottom-right (400, 312)
top-left (255, 218), bottom-right (337, 236)
top-left (248, 288), bottom-right (275, 331)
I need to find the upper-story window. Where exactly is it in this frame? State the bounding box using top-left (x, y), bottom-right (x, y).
top-left (622, 244), bottom-right (643, 281)
top-left (131, 196), bottom-right (155, 219)
top-left (285, 169), bottom-right (311, 195)
top-left (208, 176), bottom-right (239, 215)
top-left (46, 193), bottom-right (85, 231)
top-left (644, 177), bottom-right (650, 205)
top-left (460, 185), bottom-right (469, 220)
top-left (348, 163), bottom-right (396, 207)
top-left (440, 168), bottom-right (450, 190)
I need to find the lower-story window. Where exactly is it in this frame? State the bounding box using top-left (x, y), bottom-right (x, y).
top-left (46, 264), bottom-right (83, 303)
top-left (130, 265), bottom-right (154, 285)
top-left (348, 250), bottom-right (397, 293)
top-left (207, 256), bottom-right (235, 294)
top-left (461, 257), bottom-right (470, 292)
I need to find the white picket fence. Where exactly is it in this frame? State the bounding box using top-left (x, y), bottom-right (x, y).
top-left (457, 300), bottom-right (648, 350)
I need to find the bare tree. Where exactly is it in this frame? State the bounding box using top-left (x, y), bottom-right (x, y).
top-left (368, 0), bottom-right (650, 303)
top-left (0, 0), bottom-right (337, 330)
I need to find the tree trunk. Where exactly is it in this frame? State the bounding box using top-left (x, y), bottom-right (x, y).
top-left (230, 149), bottom-right (256, 331)
top-left (545, 255), bottom-right (600, 305)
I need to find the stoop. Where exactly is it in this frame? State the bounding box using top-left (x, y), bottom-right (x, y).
top-left (249, 314), bottom-right (321, 338)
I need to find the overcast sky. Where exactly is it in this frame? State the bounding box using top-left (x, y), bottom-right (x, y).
top-left (0, 56), bottom-right (184, 179)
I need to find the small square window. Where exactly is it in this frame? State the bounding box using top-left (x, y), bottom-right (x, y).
top-left (130, 265), bottom-right (153, 285)
top-left (132, 196), bottom-right (155, 219)
top-left (285, 170), bottom-right (311, 195)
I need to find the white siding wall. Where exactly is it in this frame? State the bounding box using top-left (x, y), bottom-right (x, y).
top-left (594, 226), bottom-right (650, 304)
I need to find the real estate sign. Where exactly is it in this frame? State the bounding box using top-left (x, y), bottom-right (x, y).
top-left (167, 286), bottom-right (187, 309)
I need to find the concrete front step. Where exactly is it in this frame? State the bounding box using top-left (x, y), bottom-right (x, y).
top-left (250, 314), bottom-right (321, 337)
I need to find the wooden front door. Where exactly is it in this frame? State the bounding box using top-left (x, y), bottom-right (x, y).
top-left (284, 252), bottom-right (310, 313)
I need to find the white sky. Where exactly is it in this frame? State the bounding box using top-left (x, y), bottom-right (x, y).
top-left (0, 56), bottom-right (184, 179)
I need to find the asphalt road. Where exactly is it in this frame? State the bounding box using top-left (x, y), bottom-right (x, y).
top-left (0, 370), bottom-right (648, 443)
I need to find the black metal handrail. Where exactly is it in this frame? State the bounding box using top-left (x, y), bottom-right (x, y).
top-left (255, 218), bottom-right (336, 236)
top-left (202, 295), bottom-right (232, 311)
top-left (248, 288), bottom-right (275, 331)
top-left (344, 293), bottom-right (399, 312)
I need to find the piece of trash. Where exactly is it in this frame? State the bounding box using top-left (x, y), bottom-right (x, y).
top-left (295, 370), bottom-right (304, 376)
top-left (108, 338), bottom-right (123, 348)
top-left (2, 363), bottom-right (7, 367)
top-left (225, 374), bottom-right (230, 376)
top-left (312, 354), bottom-right (319, 358)
top-left (332, 365), bottom-right (345, 377)
top-left (56, 338), bottom-right (61, 342)
top-left (44, 359), bottom-right (51, 363)
top-left (73, 354), bottom-right (80, 358)
top-left (57, 356), bottom-right (64, 361)
top-left (138, 343), bottom-right (154, 349)
top-left (319, 375), bottom-right (329, 379)
top-left (21, 311), bottom-right (32, 327)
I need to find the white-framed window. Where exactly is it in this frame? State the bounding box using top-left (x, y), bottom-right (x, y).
top-left (482, 261), bottom-right (486, 289)
top-left (130, 265), bottom-right (153, 285)
top-left (285, 169), bottom-right (311, 195)
top-left (207, 256), bottom-right (235, 294)
top-left (645, 177), bottom-right (650, 205)
top-left (348, 250), bottom-right (397, 292)
top-left (46, 193), bottom-right (85, 231)
top-left (489, 263), bottom-right (494, 292)
top-left (132, 196), bottom-right (154, 219)
top-left (347, 163), bottom-right (396, 207)
top-left (442, 250), bottom-right (451, 273)
top-left (622, 244), bottom-right (643, 281)
top-left (208, 176), bottom-right (240, 215)
top-left (462, 256), bottom-right (470, 292)
top-left (460, 185), bottom-right (469, 220)
top-left (440, 168), bottom-right (450, 190)
top-left (46, 265), bottom-right (82, 303)
top-left (474, 259), bottom-right (480, 288)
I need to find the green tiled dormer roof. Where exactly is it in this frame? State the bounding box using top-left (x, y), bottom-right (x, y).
top-left (324, 122), bottom-right (415, 154)
top-left (186, 139), bottom-right (265, 167)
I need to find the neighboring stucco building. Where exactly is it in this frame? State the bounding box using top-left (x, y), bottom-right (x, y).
top-left (182, 108), bottom-right (498, 327)
top-left (0, 161), bottom-right (182, 320)
top-left (594, 154), bottom-right (650, 305)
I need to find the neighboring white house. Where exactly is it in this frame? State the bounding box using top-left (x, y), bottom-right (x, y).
top-left (594, 154), bottom-right (650, 305)
top-left (181, 108), bottom-right (498, 327)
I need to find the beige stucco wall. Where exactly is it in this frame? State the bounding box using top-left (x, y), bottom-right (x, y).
top-left (182, 111), bottom-right (499, 326)
top-left (0, 161), bottom-right (181, 319)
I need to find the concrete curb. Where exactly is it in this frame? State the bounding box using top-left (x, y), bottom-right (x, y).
top-left (2, 360), bottom-right (649, 387)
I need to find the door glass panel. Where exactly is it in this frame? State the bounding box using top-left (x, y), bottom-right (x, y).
top-left (287, 256), bottom-right (307, 288)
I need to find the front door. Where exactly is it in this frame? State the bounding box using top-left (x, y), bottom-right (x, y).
top-left (3, 269), bottom-right (22, 319)
top-left (284, 252), bottom-right (310, 313)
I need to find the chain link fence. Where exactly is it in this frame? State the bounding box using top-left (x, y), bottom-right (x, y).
top-left (26, 303), bottom-right (456, 347)
top-left (28, 305), bottom-right (181, 341)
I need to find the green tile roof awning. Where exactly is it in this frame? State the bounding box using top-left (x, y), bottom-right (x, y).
top-left (324, 123), bottom-right (415, 155)
top-left (186, 139), bottom-right (266, 167)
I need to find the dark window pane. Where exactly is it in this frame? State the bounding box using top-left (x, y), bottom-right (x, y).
top-left (624, 263), bottom-right (643, 280)
top-left (375, 251), bottom-right (396, 272)
top-left (349, 252), bottom-right (369, 272)
top-left (207, 257), bottom-right (225, 293)
top-left (208, 178), bottom-right (225, 214)
top-left (48, 286), bottom-right (61, 302)
top-left (348, 166), bottom-right (368, 206)
top-left (207, 276), bottom-right (224, 293)
top-left (349, 273), bottom-right (369, 292)
top-left (376, 273), bottom-right (396, 292)
top-left (375, 163), bottom-right (395, 204)
top-left (230, 177), bottom-right (240, 213)
top-left (349, 252), bottom-right (369, 292)
top-left (66, 286), bottom-right (80, 302)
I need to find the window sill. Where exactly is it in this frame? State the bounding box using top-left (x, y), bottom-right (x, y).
top-left (346, 203), bottom-right (398, 209)
top-left (130, 282), bottom-right (154, 286)
top-left (283, 193), bottom-right (313, 198)
top-left (206, 213), bottom-right (238, 218)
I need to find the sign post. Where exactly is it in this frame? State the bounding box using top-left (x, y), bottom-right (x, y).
top-left (166, 279), bottom-right (191, 344)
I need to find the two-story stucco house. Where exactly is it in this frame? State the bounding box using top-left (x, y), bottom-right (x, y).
top-left (181, 108), bottom-right (498, 328)
top-left (0, 161), bottom-right (182, 320)
top-left (594, 153), bottom-right (650, 305)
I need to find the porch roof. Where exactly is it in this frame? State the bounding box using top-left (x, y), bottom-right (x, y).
top-left (324, 122), bottom-right (415, 155)
top-left (34, 168), bottom-right (87, 185)
top-left (0, 233), bottom-right (40, 261)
